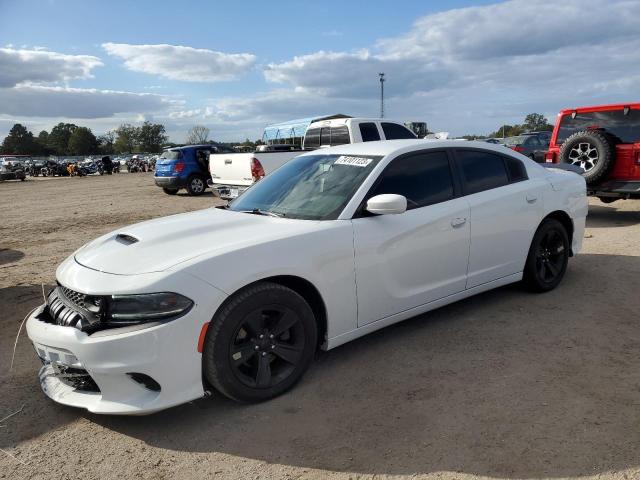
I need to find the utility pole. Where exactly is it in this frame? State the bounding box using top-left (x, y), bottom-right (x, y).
top-left (378, 72), bottom-right (385, 118)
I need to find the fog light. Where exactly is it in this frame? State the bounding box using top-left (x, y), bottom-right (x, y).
top-left (127, 373), bottom-right (161, 392)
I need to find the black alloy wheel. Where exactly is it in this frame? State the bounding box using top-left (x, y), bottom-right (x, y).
top-left (203, 282), bottom-right (317, 402)
top-left (523, 218), bottom-right (569, 292)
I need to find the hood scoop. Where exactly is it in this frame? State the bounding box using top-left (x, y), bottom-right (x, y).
top-left (115, 233), bottom-right (139, 245)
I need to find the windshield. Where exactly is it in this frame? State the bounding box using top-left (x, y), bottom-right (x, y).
top-left (502, 136), bottom-right (525, 146)
top-left (160, 150), bottom-right (183, 161)
top-left (229, 153), bottom-right (383, 220)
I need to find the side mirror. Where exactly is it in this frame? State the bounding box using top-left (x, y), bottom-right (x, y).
top-left (365, 194), bottom-right (407, 215)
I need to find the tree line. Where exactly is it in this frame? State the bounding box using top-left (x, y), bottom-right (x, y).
top-left (1, 122), bottom-right (168, 156)
top-left (461, 113), bottom-right (554, 140)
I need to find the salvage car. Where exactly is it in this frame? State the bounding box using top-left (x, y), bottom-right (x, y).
top-left (26, 140), bottom-right (587, 414)
top-left (0, 158), bottom-right (26, 181)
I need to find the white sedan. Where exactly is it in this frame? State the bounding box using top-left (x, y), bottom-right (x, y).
top-left (26, 140), bottom-right (587, 414)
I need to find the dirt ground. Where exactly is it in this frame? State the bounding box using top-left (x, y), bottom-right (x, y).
top-left (1, 172), bottom-right (639, 480)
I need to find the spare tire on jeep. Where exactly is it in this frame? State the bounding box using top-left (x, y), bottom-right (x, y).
top-left (559, 130), bottom-right (615, 186)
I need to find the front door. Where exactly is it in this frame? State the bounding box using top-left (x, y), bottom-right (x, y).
top-left (351, 150), bottom-right (471, 327)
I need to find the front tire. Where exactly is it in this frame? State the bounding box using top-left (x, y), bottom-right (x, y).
top-left (523, 218), bottom-right (570, 292)
top-left (203, 282), bottom-right (317, 402)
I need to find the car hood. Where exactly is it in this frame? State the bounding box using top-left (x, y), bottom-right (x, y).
top-left (74, 208), bottom-right (323, 275)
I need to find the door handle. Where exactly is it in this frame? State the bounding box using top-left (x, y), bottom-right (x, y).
top-left (526, 195), bottom-right (538, 204)
top-left (451, 217), bottom-right (467, 227)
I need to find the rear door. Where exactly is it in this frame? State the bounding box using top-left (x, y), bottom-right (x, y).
top-left (453, 149), bottom-right (545, 288)
top-left (352, 149), bottom-right (471, 326)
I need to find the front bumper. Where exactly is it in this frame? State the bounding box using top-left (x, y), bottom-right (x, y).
top-left (25, 262), bottom-right (228, 414)
top-left (154, 175), bottom-right (184, 189)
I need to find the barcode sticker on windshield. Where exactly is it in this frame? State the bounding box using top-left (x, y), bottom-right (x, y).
top-left (335, 156), bottom-right (373, 167)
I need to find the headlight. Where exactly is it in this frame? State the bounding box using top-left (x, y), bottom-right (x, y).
top-left (105, 292), bottom-right (193, 326)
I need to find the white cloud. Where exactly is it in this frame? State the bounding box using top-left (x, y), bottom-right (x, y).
top-left (261, 0), bottom-right (640, 134)
top-left (0, 48), bottom-right (103, 87)
top-left (0, 85), bottom-right (168, 118)
top-left (102, 43), bottom-right (256, 82)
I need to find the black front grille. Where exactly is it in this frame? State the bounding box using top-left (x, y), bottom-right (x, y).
top-left (58, 285), bottom-right (86, 310)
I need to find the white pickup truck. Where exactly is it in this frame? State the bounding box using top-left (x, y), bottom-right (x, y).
top-left (209, 117), bottom-right (416, 199)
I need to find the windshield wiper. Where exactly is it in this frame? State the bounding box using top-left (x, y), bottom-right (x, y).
top-left (240, 208), bottom-right (283, 218)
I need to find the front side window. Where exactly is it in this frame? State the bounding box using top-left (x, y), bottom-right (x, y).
top-left (381, 122), bottom-right (417, 140)
top-left (557, 109), bottom-right (640, 144)
top-left (369, 151), bottom-right (454, 209)
top-left (360, 122), bottom-right (381, 142)
top-left (229, 154), bottom-right (383, 220)
top-left (456, 150), bottom-right (509, 194)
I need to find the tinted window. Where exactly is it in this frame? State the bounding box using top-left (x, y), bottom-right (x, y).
top-left (557, 109), bottom-right (640, 144)
top-left (457, 150), bottom-right (509, 194)
top-left (304, 128), bottom-right (320, 149)
top-left (320, 127), bottom-right (331, 146)
top-left (524, 137), bottom-right (541, 147)
top-left (504, 156), bottom-right (528, 182)
top-left (331, 125), bottom-right (350, 146)
top-left (360, 122), bottom-right (381, 142)
top-left (370, 151), bottom-right (454, 209)
top-left (381, 122), bottom-right (417, 140)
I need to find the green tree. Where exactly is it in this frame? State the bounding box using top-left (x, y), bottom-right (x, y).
top-left (98, 130), bottom-right (116, 154)
top-left (114, 124), bottom-right (138, 153)
top-left (138, 121), bottom-right (167, 152)
top-left (1, 123), bottom-right (38, 154)
top-left (68, 127), bottom-right (99, 155)
top-left (36, 130), bottom-right (52, 155)
top-left (523, 113), bottom-right (552, 132)
top-left (48, 122), bottom-right (78, 155)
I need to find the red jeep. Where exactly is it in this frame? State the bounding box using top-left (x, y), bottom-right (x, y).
top-left (545, 103), bottom-right (640, 202)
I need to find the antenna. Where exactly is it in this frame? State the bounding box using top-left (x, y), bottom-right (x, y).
top-left (378, 73), bottom-right (385, 118)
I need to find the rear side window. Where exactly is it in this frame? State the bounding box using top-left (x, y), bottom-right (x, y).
top-left (504, 156), bottom-right (528, 182)
top-left (557, 109), bottom-right (640, 144)
top-left (304, 128), bottom-right (320, 149)
top-left (456, 150), bottom-right (510, 194)
top-left (381, 122), bottom-right (417, 140)
top-left (359, 122), bottom-right (381, 142)
top-left (370, 151), bottom-right (454, 209)
top-left (330, 125), bottom-right (350, 145)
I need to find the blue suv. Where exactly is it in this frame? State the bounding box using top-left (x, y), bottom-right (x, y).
top-left (154, 144), bottom-right (234, 196)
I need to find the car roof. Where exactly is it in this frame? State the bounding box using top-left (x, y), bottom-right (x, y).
top-left (299, 139), bottom-right (511, 158)
top-left (558, 102), bottom-right (640, 115)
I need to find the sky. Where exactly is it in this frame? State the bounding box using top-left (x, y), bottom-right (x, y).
top-left (0, 0), bottom-right (639, 144)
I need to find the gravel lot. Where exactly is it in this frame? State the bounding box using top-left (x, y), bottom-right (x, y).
top-left (1, 173), bottom-right (639, 480)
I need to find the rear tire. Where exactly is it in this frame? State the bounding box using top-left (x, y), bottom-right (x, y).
top-left (203, 282), bottom-right (317, 402)
top-left (186, 175), bottom-right (206, 196)
top-left (523, 218), bottom-right (570, 292)
top-left (162, 187), bottom-right (179, 195)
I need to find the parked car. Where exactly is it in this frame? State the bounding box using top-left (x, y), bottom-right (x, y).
top-left (0, 159), bottom-right (26, 181)
top-left (209, 117), bottom-right (417, 200)
top-left (26, 139), bottom-right (587, 414)
top-left (501, 135), bottom-right (547, 162)
top-left (545, 102), bottom-right (640, 202)
top-left (155, 144), bottom-right (235, 196)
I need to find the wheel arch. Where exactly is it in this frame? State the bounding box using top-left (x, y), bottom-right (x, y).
top-left (210, 275), bottom-right (328, 350)
top-left (541, 210), bottom-right (574, 256)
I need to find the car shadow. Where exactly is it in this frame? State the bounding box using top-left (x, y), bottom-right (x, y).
top-left (0, 249), bottom-right (25, 265)
top-left (587, 203), bottom-right (640, 228)
top-left (87, 253), bottom-right (640, 478)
